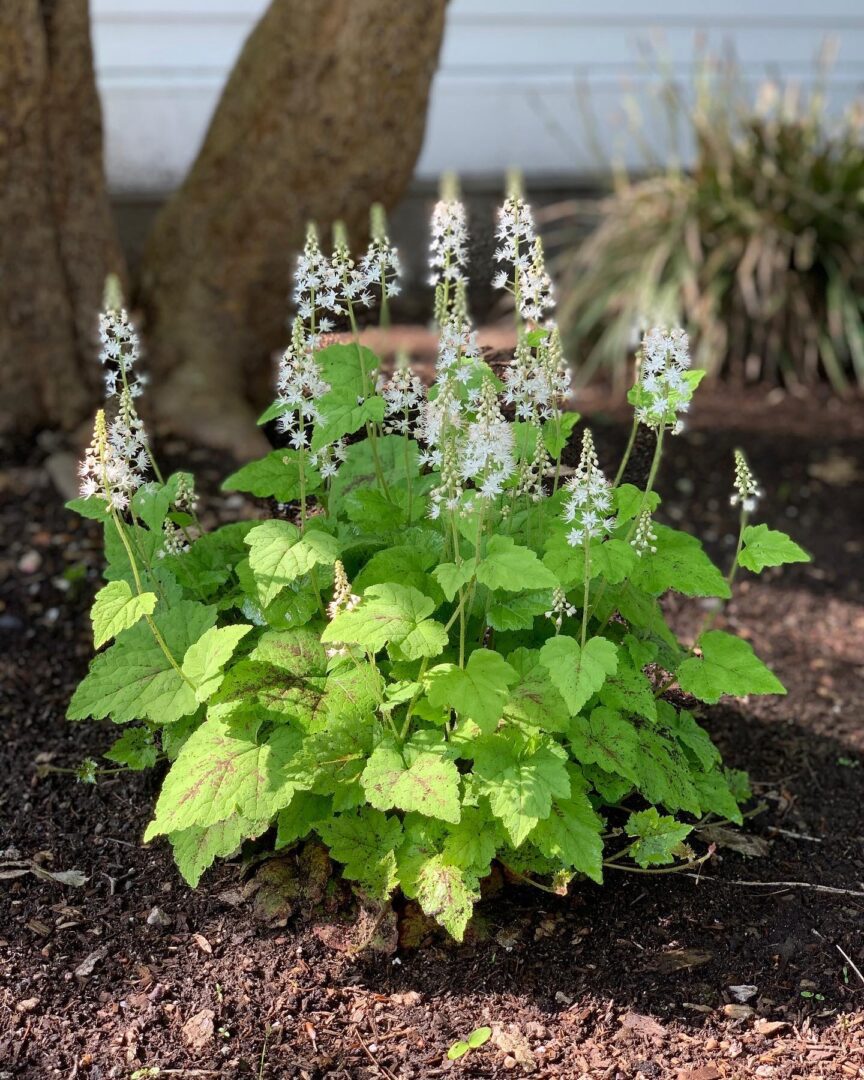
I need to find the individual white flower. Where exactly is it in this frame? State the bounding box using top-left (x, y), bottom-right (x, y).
top-left (631, 508), bottom-right (658, 555)
top-left (730, 449), bottom-right (763, 513)
top-left (562, 430), bottom-right (616, 546)
top-left (635, 327), bottom-right (692, 429)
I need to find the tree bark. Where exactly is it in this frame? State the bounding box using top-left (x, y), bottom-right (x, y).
top-left (137, 0), bottom-right (447, 456)
top-left (0, 0), bottom-right (125, 436)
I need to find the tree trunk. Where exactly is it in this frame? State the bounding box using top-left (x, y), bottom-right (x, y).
top-left (0, 0), bottom-right (125, 437)
top-left (137, 0), bottom-right (447, 457)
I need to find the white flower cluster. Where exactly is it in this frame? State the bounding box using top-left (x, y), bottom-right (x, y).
top-left (309, 439), bottom-right (348, 481)
top-left (429, 198), bottom-right (469, 286)
top-left (79, 409), bottom-right (146, 511)
top-left (379, 365), bottom-right (425, 435)
top-left (325, 561), bottom-right (361, 657)
top-left (293, 226), bottom-right (339, 333)
top-left (636, 328), bottom-right (692, 432)
top-left (631, 508), bottom-right (658, 556)
top-left (99, 306), bottom-right (146, 399)
top-left (459, 378), bottom-right (516, 500)
top-left (331, 233), bottom-right (374, 313)
top-left (730, 449), bottom-right (762, 513)
top-left (503, 328), bottom-right (571, 422)
top-left (513, 419), bottom-right (550, 502)
top-left (545, 587), bottom-right (578, 632)
top-left (436, 317), bottom-right (482, 384)
top-left (276, 318), bottom-right (331, 449)
top-left (160, 521), bottom-right (188, 557)
top-left (518, 237), bottom-right (555, 323)
top-left (493, 195), bottom-right (535, 277)
top-left (562, 430), bottom-right (616, 547)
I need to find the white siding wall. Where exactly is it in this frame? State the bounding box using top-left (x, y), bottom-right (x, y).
top-left (91, 0), bottom-right (864, 193)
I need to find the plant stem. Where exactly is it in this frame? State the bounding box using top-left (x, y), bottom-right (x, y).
top-left (580, 533), bottom-right (592, 649)
top-left (614, 417), bottom-right (639, 487)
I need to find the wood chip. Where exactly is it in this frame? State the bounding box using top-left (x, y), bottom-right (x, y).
top-left (182, 1007), bottom-right (215, 1050)
top-left (754, 1019), bottom-right (790, 1037)
top-left (192, 932), bottom-right (212, 955)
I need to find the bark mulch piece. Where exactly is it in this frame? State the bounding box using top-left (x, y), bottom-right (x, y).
top-left (1, 386), bottom-right (863, 1078)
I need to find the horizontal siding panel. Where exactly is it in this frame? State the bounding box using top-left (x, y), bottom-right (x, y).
top-left (92, 19), bottom-right (864, 76)
top-left (92, 0), bottom-right (864, 191)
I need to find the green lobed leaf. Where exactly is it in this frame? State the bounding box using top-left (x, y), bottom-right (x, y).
top-left (103, 726), bottom-right (159, 771)
top-left (426, 650), bottom-right (519, 735)
top-left (538, 635), bottom-right (618, 716)
top-left (487, 589), bottom-right (553, 632)
top-left (245, 520), bottom-right (339, 607)
top-left (222, 449), bottom-right (322, 503)
top-left (472, 732), bottom-right (570, 846)
top-left (91, 580), bottom-right (157, 649)
top-left (476, 536), bottom-right (559, 592)
top-left (144, 716), bottom-right (301, 838)
top-left (503, 649), bottom-right (571, 732)
top-left (542, 412), bottom-right (581, 458)
top-left (598, 656), bottom-right (657, 722)
top-left (569, 706), bottom-right (639, 783)
top-left (170, 815), bottom-right (270, 887)
top-left (432, 560), bottom-right (476, 602)
top-left (738, 524), bottom-right (810, 573)
top-left (362, 743), bottom-right (461, 823)
top-left (275, 791), bottom-right (333, 848)
top-left (630, 524), bottom-right (731, 599)
top-left (316, 807), bottom-right (402, 900)
top-left (181, 624), bottom-right (252, 702)
top-left (322, 582), bottom-right (447, 661)
top-left (625, 807), bottom-right (693, 867)
top-left (677, 630), bottom-right (786, 704)
top-left (530, 780), bottom-right (604, 883)
top-left (68, 600), bottom-right (217, 725)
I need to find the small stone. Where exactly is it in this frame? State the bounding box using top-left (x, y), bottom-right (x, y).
top-left (146, 906), bottom-right (172, 929)
top-left (18, 551), bottom-right (42, 574)
top-left (728, 984), bottom-right (758, 1003)
top-left (16, 998), bottom-right (39, 1013)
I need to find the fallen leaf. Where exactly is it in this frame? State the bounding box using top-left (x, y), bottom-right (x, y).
top-left (677, 1067), bottom-right (722, 1080)
top-left (698, 825), bottom-right (770, 857)
top-left (617, 1011), bottom-right (668, 1039)
top-left (182, 1007), bottom-right (215, 1050)
top-left (645, 948), bottom-right (713, 974)
top-left (722, 1003), bottom-right (754, 1020)
top-left (192, 933), bottom-right (212, 955)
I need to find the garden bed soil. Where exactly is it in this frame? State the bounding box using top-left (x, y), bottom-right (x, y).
top-left (2, 384), bottom-right (864, 1078)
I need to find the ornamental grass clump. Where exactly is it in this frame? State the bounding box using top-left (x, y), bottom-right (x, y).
top-left (554, 66), bottom-right (864, 391)
top-left (68, 182), bottom-right (809, 940)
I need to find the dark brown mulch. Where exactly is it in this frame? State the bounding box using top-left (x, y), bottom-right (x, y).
top-left (1, 386), bottom-right (864, 1079)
